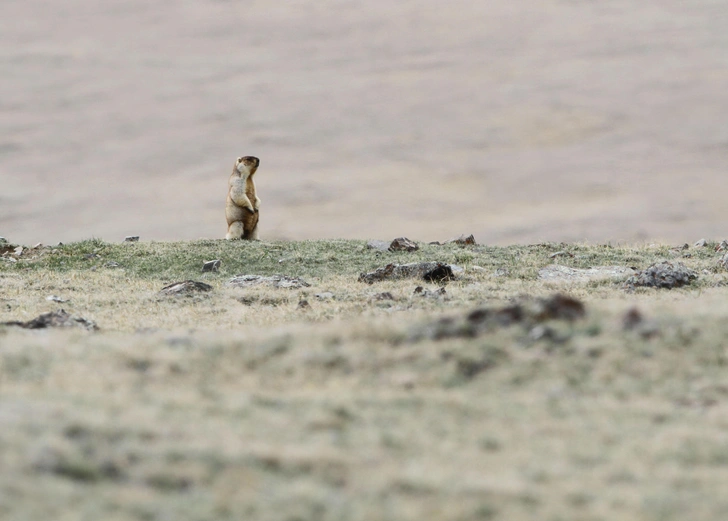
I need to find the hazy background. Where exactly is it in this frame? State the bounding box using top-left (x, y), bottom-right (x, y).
top-left (2, 0), bottom-right (727, 246)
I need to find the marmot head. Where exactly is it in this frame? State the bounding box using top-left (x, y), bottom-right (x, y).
top-left (235, 156), bottom-right (260, 176)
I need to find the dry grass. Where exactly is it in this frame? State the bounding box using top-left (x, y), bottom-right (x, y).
top-left (3, 238), bottom-right (728, 520)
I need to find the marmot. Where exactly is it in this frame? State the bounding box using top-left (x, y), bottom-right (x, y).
top-left (225, 156), bottom-right (261, 240)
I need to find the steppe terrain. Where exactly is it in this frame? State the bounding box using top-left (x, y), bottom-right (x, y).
top-left (2, 238), bottom-right (728, 520)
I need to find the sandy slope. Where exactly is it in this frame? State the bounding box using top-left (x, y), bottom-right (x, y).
top-left (2, 1), bottom-right (728, 245)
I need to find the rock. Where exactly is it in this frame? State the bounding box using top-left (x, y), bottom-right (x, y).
top-left (549, 251), bottom-right (574, 259)
top-left (389, 237), bottom-right (419, 252)
top-left (14, 246), bottom-right (23, 256)
top-left (358, 262), bottom-right (455, 284)
top-left (227, 274), bottom-right (310, 289)
top-left (202, 259), bottom-right (221, 272)
top-left (371, 292), bottom-right (395, 301)
top-left (413, 286), bottom-right (447, 299)
top-left (625, 261), bottom-right (697, 289)
top-left (124, 236), bottom-right (140, 242)
top-left (315, 292), bottom-right (334, 300)
top-left (1, 309), bottom-right (98, 331)
top-left (717, 240), bottom-right (728, 252)
top-left (297, 299), bottom-right (310, 309)
top-left (694, 238), bottom-right (708, 248)
top-left (718, 253), bottom-right (728, 270)
top-left (621, 306), bottom-right (661, 338)
top-left (46, 295), bottom-right (68, 303)
top-left (409, 293), bottom-right (585, 342)
top-left (538, 265), bottom-right (634, 283)
top-left (366, 240), bottom-right (390, 252)
top-left (447, 234), bottom-right (477, 246)
top-left (533, 293), bottom-right (586, 321)
top-left (622, 307), bottom-right (644, 330)
top-left (159, 280), bottom-right (213, 296)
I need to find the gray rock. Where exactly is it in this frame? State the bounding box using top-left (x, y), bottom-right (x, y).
top-left (359, 262), bottom-right (455, 284)
top-left (389, 237), bottom-right (419, 252)
top-left (446, 234), bottom-right (476, 246)
top-left (694, 238), bottom-right (708, 248)
top-left (625, 261), bottom-right (697, 289)
top-left (202, 259), bottom-right (221, 272)
top-left (160, 280), bottom-right (213, 296)
top-left (1, 309), bottom-right (98, 331)
top-left (124, 236), bottom-right (140, 242)
top-left (227, 274), bottom-right (310, 289)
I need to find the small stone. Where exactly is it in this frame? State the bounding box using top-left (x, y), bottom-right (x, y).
top-left (46, 295), bottom-right (68, 303)
top-left (694, 238), bottom-right (708, 248)
top-left (13, 246), bottom-right (22, 256)
top-left (202, 259), bottom-right (221, 272)
top-left (124, 236), bottom-right (140, 242)
top-left (315, 292), bottom-right (334, 300)
top-left (549, 251), bottom-right (573, 259)
top-left (625, 261), bottom-right (697, 289)
top-left (389, 237), bottom-right (419, 252)
top-left (413, 286), bottom-right (447, 299)
top-left (622, 307), bottom-right (644, 330)
top-left (227, 275), bottom-right (310, 289)
top-left (447, 234), bottom-right (476, 246)
top-left (159, 280), bottom-right (213, 296)
top-left (1, 309), bottom-right (98, 331)
top-left (32, 242), bottom-right (43, 249)
top-left (717, 240), bottom-right (728, 252)
top-left (372, 292), bottom-right (395, 301)
top-left (297, 299), bottom-right (310, 309)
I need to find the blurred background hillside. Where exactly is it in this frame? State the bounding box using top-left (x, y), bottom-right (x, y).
top-left (2, 0), bottom-right (727, 245)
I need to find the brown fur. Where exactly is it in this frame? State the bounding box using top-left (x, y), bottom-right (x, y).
top-left (225, 156), bottom-right (261, 240)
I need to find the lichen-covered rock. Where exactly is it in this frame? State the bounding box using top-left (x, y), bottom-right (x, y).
top-left (160, 280), bottom-right (213, 295)
top-left (359, 262), bottom-right (455, 284)
top-left (227, 275), bottom-right (310, 289)
top-left (625, 261), bottom-right (697, 289)
top-left (1, 309), bottom-right (98, 331)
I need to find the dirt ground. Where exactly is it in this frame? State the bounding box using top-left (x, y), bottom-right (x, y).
top-left (2, 1), bottom-right (728, 246)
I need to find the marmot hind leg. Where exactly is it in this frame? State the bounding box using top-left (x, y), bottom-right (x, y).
top-left (225, 221), bottom-right (244, 240)
top-left (243, 223), bottom-right (259, 241)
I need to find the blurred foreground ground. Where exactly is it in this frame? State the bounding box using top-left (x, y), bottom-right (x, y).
top-left (2, 1), bottom-right (728, 245)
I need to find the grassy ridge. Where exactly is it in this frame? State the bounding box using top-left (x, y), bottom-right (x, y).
top-left (2, 238), bottom-right (728, 521)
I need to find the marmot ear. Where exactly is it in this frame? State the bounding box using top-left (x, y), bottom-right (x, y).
top-left (236, 157), bottom-right (243, 163)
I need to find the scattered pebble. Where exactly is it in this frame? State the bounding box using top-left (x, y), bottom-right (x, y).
top-left (413, 286), bottom-right (447, 299)
top-left (159, 280), bottom-right (213, 296)
top-left (447, 234), bottom-right (477, 246)
top-left (409, 293), bottom-right (585, 341)
top-left (359, 262), bottom-right (455, 284)
top-left (202, 259), bottom-right (221, 272)
top-left (371, 292), bottom-right (395, 301)
top-left (227, 274), bottom-right (310, 289)
top-left (389, 237), bottom-right (419, 252)
top-left (624, 261), bottom-right (697, 289)
top-left (1, 309), bottom-right (98, 331)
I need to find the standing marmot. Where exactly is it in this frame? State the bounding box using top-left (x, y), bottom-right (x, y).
top-left (225, 156), bottom-right (261, 240)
